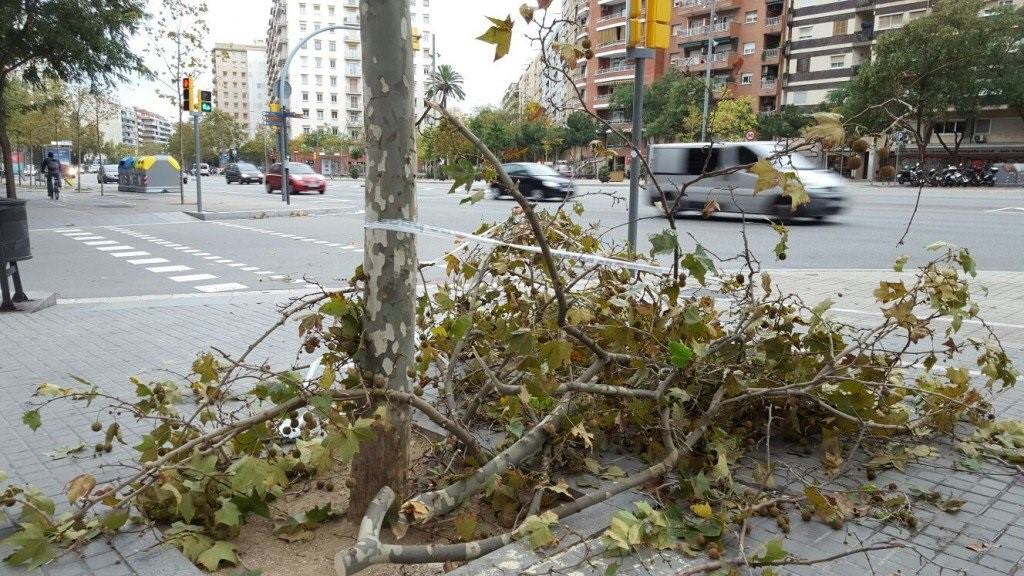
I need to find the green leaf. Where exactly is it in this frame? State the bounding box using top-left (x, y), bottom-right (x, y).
top-left (751, 538), bottom-right (789, 563)
top-left (103, 510), bottom-right (130, 531)
top-left (539, 339), bottom-right (573, 370)
top-left (2, 523), bottom-right (55, 569)
top-left (649, 229), bottom-right (679, 256)
top-left (668, 341), bottom-right (694, 369)
top-left (605, 563), bottom-right (620, 576)
top-left (508, 329), bottom-right (537, 356)
top-left (477, 15), bottom-right (514, 61)
top-left (455, 513), bottom-right (477, 541)
top-left (681, 245), bottom-right (715, 286)
top-left (445, 158), bottom-right (477, 193)
top-left (451, 313), bottom-right (473, 340)
top-left (894, 255), bottom-right (910, 272)
top-left (197, 540), bottom-right (237, 571)
top-left (460, 190), bottom-right (486, 205)
top-left (22, 410), bottom-right (41, 432)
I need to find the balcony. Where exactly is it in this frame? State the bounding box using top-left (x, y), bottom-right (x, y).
top-left (760, 78), bottom-right (777, 94)
top-left (853, 31), bottom-right (874, 44)
top-left (855, 0), bottom-right (875, 10)
top-left (711, 81), bottom-right (735, 97)
top-left (597, 11), bottom-right (625, 23)
top-left (761, 48), bottom-right (779, 62)
top-left (595, 63), bottom-right (635, 76)
top-left (343, 17), bottom-right (359, 26)
top-left (594, 93), bottom-right (612, 102)
top-left (678, 20), bottom-right (741, 40)
top-left (680, 0), bottom-right (739, 16)
top-left (595, 39), bottom-right (626, 55)
top-left (765, 16), bottom-right (782, 32)
top-left (674, 51), bottom-right (739, 73)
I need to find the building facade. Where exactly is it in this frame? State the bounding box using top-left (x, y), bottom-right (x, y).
top-left (99, 106), bottom-right (139, 148)
top-left (212, 42), bottom-right (269, 138)
top-left (669, 0), bottom-right (788, 113)
top-left (134, 108), bottom-right (173, 145)
top-left (265, 0), bottom-right (433, 140)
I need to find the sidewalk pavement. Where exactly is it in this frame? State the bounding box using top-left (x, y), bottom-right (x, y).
top-left (1, 263), bottom-right (1022, 574)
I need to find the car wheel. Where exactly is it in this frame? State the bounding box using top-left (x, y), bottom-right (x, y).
top-left (529, 187), bottom-right (545, 202)
top-left (319, 188), bottom-right (325, 194)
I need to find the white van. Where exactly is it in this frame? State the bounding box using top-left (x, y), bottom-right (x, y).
top-left (198, 163), bottom-right (210, 176)
top-left (646, 141), bottom-right (846, 220)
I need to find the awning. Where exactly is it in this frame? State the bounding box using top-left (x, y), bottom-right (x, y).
top-left (679, 37), bottom-right (733, 49)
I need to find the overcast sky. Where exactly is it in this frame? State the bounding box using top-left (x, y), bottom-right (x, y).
top-left (123, 0), bottom-right (550, 118)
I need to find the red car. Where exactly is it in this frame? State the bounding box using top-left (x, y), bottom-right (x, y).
top-left (265, 162), bottom-right (326, 194)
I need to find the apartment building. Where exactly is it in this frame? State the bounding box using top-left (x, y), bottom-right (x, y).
top-left (99, 106), bottom-right (139, 147)
top-left (785, 0), bottom-right (1024, 155)
top-left (669, 0), bottom-right (788, 113)
top-left (134, 108), bottom-right (173, 145)
top-left (212, 42), bottom-right (269, 138)
top-left (265, 0), bottom-right (433, 140)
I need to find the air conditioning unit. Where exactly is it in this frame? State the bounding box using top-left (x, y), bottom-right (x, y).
top-left (974, 134), bottom-right (987, 143)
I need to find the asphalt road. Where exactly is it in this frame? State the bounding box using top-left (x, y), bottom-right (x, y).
top-left (13, 177), bottom-right (1024, 300)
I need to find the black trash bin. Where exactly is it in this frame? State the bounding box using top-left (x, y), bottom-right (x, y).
top-left (0, 198), bottom-right (31, 261)
top-left (0, 198), bottom-right (31, 311)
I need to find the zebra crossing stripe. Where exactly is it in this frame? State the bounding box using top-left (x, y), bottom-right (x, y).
top-left (170, 274), bottom-right (218, 282)
top-left (127, 258), bottom-right (170, 265)
top-left (147, 265), bottom-right (192, 273)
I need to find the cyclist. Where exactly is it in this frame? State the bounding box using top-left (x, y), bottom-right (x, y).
top-left (40, 152), bottom-right (62, 200)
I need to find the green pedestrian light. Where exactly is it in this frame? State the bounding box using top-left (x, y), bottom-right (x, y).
top-left (200, 90), bottom-right (213, 112)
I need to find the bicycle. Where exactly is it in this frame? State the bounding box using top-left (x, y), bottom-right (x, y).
top-left (46, 172), bottom-right (61, 200)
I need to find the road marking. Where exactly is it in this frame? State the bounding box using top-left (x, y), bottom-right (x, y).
top-left (242, 266), bottom-right (259, 271)
top-left (128, 258), bottom-right (170, 265)
top-left (111, 251), bottom-right (151, 258)
top-left (194, 252), bottom-right (210, 256)
top-left (315, 240), bottom-right (329, 244)
top-left (254, 271), bottom-right (275, 275)
top-left (153, 241), bottom-right (173, 245)
top-left (302, 238), bottom-right (316, 242)
top-left (147, 265), bottom-right (192, 273)
top-left (173, 246), bottom-right (190, 250)
top-left (228, 263), bottom-right (246, 267)
top-left (62, 232), bottom-right (93, 237)
top-left (327, 243), bottom-right (341, 247)
top-left (61, 229), bottom-right (82, 232)
top-left (75, 235), bottom-right (105, 241)
top-left (215, 259), bottom-right (234, 263)
top-left (84, 240), bottom-right (118, 246)
top-left (170, 274), bottom-right (218, 282)
top-left (195, 282), bottom-right (249, 293)
top-left (183, 249), bottom-right (200, 253)
top-left (204, 256), bottom-right (221, 260)
top-left (984, 207), bottom-right (1024, 213)
top-left (98, 245), bottom-right (134, 251)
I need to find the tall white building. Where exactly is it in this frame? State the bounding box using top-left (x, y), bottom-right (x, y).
top-left (134, 108), bottom-right (173, 145)
top-left (99, 106), bottom-right (139, 147)
top-left (265, 0), bottom-right (433, 140)
top-left (212, 42), bottom-right (269, 138)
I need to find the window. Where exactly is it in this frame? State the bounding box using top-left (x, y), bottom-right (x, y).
top-left (331, 94), bottom-right (338, 102)
top-left (796, 58), bottom-right (809, 73)
top-left (299, 3), bottom-right (306, 13)
top-left (791, 91), bottom-right (807, 105)
top-left (347, 62), bottom-right (359, 74)
top-left (317, 109), bottom-right (324, 120)
top-left (798, 26), bottom-right (812, 40)
top-left (301, 74), bottom-right (309, 84)
top-left (316, 75), bottom-right (323, 85)
top-left (830, 55), bottom-right (845, 69)
top-left (331, 110), bottom-right (339, 119)
top-left (300, 21), bottom-right (307, 31)
top-left (314, 40), bottom-right (322, 50)
top-left (975, 119), bottom-right (991, 134)
top-left (316, 92), bottom-right (323, 102)
top-left (303, 126), bottom-right (311, 134)
top-left (423, 14), bottom-right (429, 24)
top-left (933, 121), bottom-right (965, 134)
top-left (349, 95), bottom-right (360, 108)
top-left (877, 14), bottom-right (903, 30)
top-left (740, 72), bottom-right (753, 85)
top-left (348, 78), bottom-right (359, 91)
top-left (330, 76), bottom-right (338, 86)
top-left (744, 10), bottom-right (757, 24)
top-left (833, 19), bottom-right (848, 35)
top-left (423, 0), bottom-right (428, 6)
top-left (329, 58), bottom-right (337, 68)
top-left (313, 4), bottom-right (320, 12)
top-left (300, 56), bottom-right (308, 67)
top-left (411, 13), bottom-right (416, 23)
top-left (302, 108), bottom-right (310, 117)
top-left (314, 21), bottom-right (321, 29)
top-left (907, 10), bottom-right (926, 22)
top-left (743, 42), bottom-right (755, 55)
top-left (423, 31), bottom-right (430, 41)
top-left (315, 57), bottom-right (322, 68)
top-left (328, 6), bottom-right (334, 16)
top-left (329, 41), bottom-right (337, 51)
top-left (302, 91), bottom-right (309, 101)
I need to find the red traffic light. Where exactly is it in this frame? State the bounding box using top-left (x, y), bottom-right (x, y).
top-left (182, 77), bottom-right (191, 89)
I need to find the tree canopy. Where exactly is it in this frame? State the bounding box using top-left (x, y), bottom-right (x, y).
top-left (0, 0), bottom-right (147, 197)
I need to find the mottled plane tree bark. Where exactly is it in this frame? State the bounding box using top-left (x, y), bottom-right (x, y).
top-left (347, 0), bottom-right (418, 520)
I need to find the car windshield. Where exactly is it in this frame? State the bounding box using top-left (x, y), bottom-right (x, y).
top-left (519, 164), bottom-right (562, 177)
top-left (237, 163), bottom-right (258, 171)
top-left (288, 163), bottom-right (315, 174)
top-left (103, 165), bottom-right (118, 171)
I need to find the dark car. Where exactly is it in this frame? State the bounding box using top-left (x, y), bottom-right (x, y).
top-left (224, 162), bottom-right (264, 185)
top-left (265, 162), bottom-right (326, 194)
top-left (490, 162), bottom-right (575, 201)
top-left (97, 164), bottom-right (119, 183)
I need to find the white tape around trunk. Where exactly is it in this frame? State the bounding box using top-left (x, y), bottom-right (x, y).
top-left (365, 219), bottom-right (673, 275)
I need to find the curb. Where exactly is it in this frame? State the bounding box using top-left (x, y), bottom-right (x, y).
top-left (0, 291), bottom-right (57, 313)
top-left (183, 207), bottom-right (350, 221)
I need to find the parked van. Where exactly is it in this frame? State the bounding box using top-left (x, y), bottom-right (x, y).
top-left (646, 141), bottom-right (846, 220)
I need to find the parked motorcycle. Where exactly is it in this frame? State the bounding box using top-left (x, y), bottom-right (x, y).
top-left (896, 163), bottom-right (922, 186)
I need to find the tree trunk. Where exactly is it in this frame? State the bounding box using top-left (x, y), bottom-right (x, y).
top-left (348, 0), bottom-right (417, 520)
top-left (0, 75), bottom-right (17, 199)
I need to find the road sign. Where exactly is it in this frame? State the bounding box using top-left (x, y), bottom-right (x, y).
top-left (263, 110), bottom-right (285, 118)
top-left (744, 130), bottom-right (756, 141)
top-left (285, 112), bottom-right (305, 119)
top-left (274, 79), bottom-right (292, 99)
top-left (896, 130), bottom-right (908, 143)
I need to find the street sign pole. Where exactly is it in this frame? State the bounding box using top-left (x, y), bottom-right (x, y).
top-left (624, 5), bottom-right (653, 257)
top-left (281, 107), bottom-right (290, 205)
top-left (193, 112), bottom-right (203, 213)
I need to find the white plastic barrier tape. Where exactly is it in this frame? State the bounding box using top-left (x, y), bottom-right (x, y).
top-left (365, 219), bottom-right (673, 275)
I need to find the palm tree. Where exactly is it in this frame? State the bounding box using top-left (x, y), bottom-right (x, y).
top-left (425, 64), bottom-right (466, 108)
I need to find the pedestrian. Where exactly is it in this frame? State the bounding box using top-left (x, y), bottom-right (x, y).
top-left (39, 152), bottom-right (62, 199)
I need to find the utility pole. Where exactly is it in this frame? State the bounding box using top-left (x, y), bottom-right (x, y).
top-left (193, 111), bottom-right (203, 212)
top-left (700, 0), bottom-right (718, 142)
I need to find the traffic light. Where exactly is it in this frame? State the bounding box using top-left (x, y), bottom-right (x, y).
top-left (626, 0), bottom-right (643, 48)
top-left (200, 91), bottom-right (213, 112)
top-left (412, 27), bottom-right (421, 50)
top-left (647, 0), bottom-right (671, 50)
top-left (181, 77), bottom-right (195, 112)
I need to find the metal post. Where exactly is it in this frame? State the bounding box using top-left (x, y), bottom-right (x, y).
top-left (627, 57), bottom-right (646, 253)
top-left (700, 0), bottom-right (717, 142)
top-left (193, 112), bottom-right (203, 212)
top-left (281, 107), bottom-right (290, 205)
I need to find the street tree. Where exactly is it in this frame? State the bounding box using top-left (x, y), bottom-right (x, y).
top-left (562, 110), bottom-right (599, 160)
top-left (757, 105), bottom-right (809, 140)
top-left (703, 93), bottom-right (759, 141)
top-left (0, 1), bottom-right (146, 198)
top-left (467, 107), bottom-right (519, 160)
top-left (425, 64), bottom-right (467, 108)
top-left (2, 4), bottom-right (1021, 576)
top-left (611, 69), bottom-right (704, 142)
top-left (841, 0), bottom-right (1011, 161)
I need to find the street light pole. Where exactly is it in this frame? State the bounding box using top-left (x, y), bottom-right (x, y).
top-left (700, 0), bottom-right (717, 142)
